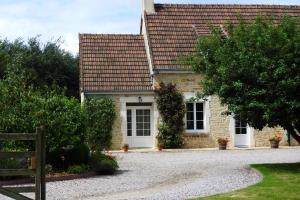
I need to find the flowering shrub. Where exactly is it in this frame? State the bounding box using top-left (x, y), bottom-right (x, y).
top-left (217, 137), bottom-right (230, 145)
top-left (269, 132), bottom-right (283, 142)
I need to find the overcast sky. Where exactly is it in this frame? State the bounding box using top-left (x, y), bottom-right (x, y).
top-left (0, 0), bottom-right (299, 55)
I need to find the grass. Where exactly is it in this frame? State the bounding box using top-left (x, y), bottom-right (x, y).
top-left (196, 163), bottom-right (300, 200)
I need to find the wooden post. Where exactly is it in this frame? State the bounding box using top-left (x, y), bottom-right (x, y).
top-left (40, 126), bottom-right (46, 200)
top-left (0, 128), bottom-right (46, 200)
top-left (35, 127), bottom-right (41, 200)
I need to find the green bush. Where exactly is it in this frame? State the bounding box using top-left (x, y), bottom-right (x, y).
top-left (84, 98), bottom-right (116, 151)
top-left (0, 158), bottom-right (25, 180)
top-left (67, 144), bottom-right (90, 165)
top-left (155, 83), bottom-right (185, 148)
top-left (47, 144), bottom-right (90, 169)
top-left (0, 66), bottom-right (86, 157)
top-left (90, 152), bottom-right (118, 175)
top-left (67, 164), bottom-right (91, 174)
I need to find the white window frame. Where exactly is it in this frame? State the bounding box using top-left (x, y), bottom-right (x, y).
top-left (183, 92), bottom-right (210, 134)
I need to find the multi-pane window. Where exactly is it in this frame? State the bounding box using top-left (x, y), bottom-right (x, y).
top-left (186, 102), bottom-right (204, 131)
top-left (235, 116), bottom-right (247, 134)
top-left (127, 110), bottom-right (132, 136)
top-left (136, 109), bottom-right (151, 136)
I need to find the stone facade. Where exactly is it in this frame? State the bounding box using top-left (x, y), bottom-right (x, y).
top-left (87, 73), bottom-right (298, 149)
top-left (153, 73), bottom-right (295, 148)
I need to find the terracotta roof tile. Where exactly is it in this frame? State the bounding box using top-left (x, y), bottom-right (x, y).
top-left (146, 4), bottom-right (300, 71)
top-left (80, 34), bottom-right (152, 92)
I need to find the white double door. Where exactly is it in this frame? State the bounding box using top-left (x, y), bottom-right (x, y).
top-left (126, 106), bottom-right (154, 148)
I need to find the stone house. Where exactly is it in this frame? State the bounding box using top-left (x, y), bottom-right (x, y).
top-left (79, 0), bottom-right (300, 149)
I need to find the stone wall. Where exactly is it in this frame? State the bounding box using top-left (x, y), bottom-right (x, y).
top-left (85, 73), bottom-right (298, 149)
top-left (154, 73), bottom-right (229, 148)
top-left (110, 95), bottom-right (123, 150)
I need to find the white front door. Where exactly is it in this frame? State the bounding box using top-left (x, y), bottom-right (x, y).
top-left (234, 117), bottom-right (250, 147)
top-left (126, 106), bottom-right (153, 148)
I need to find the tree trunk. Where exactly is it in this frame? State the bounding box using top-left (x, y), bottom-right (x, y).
top-left (287, 126), bottom-right (300, 144)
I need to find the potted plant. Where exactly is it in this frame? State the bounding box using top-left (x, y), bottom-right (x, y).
top-left (217, 137), bottom-right (229, 150)
top-left (122, 144), bottom-right (129, 152)
top-left (269, 132), bottom-right (283, 148)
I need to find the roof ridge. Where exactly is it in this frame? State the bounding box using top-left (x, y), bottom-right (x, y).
top-left (154, 3), bottom-right (300, 8)
top-left (79, 33), bottom-right (143, 37)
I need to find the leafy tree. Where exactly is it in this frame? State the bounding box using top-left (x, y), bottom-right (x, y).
top-left (84, 98), bottom-right (116, 151)
top-left (0, 65), bottom-right (84, 153)
top-left (0, 37), bottom-right (79, 97)
top-left (155, 82), bottom-right (185, 148)
top-left (188, 16), bottom-right (300, 143)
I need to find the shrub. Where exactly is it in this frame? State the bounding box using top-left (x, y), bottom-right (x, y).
top-left (154, 83), bottom-right (185, 148)
top-left (84, 98), bottom-right (116, 151)
top-left (67, 164), bottom-right (91, 174)
top-left (0, 158), bottom-right (25, 180)
top-left (47, 144), bottom-right (90, 169)
top-left (90, 152), bottom-right (118, 175)
top-left (67, 144), bottom-right (90, 165)
top-left (0, 66), bottom-right (86, 160)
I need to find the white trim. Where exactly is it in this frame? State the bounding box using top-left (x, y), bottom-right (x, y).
top-left (80, 92), bottom-right (85, 104)
top-left (183, 93), bottom-right (211, 134)
top-left (142, 13), bottom-right (154, 76)
top-left (229, 115), bottom-right (254, 147)
top-left (154, 70), bottom-right (194, 74)
top-left (120, 96), bottom-right (158, 148)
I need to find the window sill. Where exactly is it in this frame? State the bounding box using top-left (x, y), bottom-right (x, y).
top-left (183, 131), bottom-right (209, 137)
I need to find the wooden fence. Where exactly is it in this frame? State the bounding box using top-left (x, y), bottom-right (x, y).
top-left (0, 127), bottom-right (46, 200)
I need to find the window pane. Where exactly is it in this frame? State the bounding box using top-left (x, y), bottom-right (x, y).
top-left (241, 121), bottom-right (247, 128)
top-left (241, 127), bottom-right (247, 134)
top-left (196, 121), bottom-right (204, 129)
top-left (144, 116), bottom-right (150, 123)
top-left (186, 103), bottom-right (194, 111)
top-left (196, 111), bottom-right (203, 120)
top-left (187, 121), bottom-right (194, 130)
top-left (144, 129), bottom-right (151, 136)
top-left (235, 128), bottom-right (240, 134)
top-left (144, 123), bottom-right (150, 130)
top-left (127, 129), bottom-right (132, 136)
top-left (144, 109), bottom-right (150, 116)
top-left (136, 122), bottom-right (143, 129)
top-left (136, 129), bottom-right (143, 136)
top-left (196, 103), bottom-right (203, 111)
top-left (136, 115), bottom-right (143, 123)
top-left (187, 112), bottom-right (194, 120)
top-left (127, 110), bottom-right (132, 136)
top-left (235, 119), bottom-right (240, 127)
top-left (127, 110), bottom-right (132, 119)
top-left (136, 110), bottom-right (143, 116)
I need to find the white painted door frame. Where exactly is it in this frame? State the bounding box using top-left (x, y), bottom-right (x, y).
top-left (229, 116), bottom-right (253, 148)
top-left (126, 106), bottom-right (153, 148)
top-left (120, 96), bottom-right (158, 148)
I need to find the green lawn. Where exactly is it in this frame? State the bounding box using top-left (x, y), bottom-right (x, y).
top-left (196, 163), bottom-right (300, 200)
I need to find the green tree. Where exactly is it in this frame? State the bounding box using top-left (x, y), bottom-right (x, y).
top-left (188, 16), bottom-right (300, 143)
top-left (0, 65), bottom-right (84, 153)
top-left (0, 37), bottom-right (79, 97)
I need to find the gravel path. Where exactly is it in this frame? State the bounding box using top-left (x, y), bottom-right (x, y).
top-left (1, 148), bottom-right (300, 200)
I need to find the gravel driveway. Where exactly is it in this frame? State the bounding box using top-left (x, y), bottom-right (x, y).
top-left (2, 148), bottom-right (300, 200)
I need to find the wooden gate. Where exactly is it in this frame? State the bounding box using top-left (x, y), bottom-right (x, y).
top-left (0, 127), bottom-right (46, 200)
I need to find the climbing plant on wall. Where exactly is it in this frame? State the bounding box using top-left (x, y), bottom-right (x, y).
top-left (154, 82), bottom-right (185, 148)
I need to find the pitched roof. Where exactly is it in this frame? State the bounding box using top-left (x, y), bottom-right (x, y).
top-left (79, 34), bottom-right (152, 92)
top-left (145, 4), bottom-right (300, 71)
